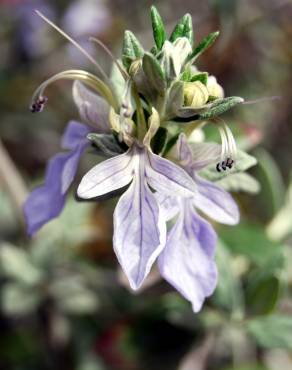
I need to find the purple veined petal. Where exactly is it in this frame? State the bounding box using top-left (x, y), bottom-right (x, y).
top-left (155, 193), bottom-right (180, 222)
top-left (176, 133), bottom-right (193, 167)
top-left (188, 142), bottom-right (221, 171)
top-left (113, 175), bottom-right (166, 290)
top-left (77, 148), bottom-right (134, 199)
top-left (194, 175), bottom-right (240, 225)
top-left (158, 200), bottom-right (218, 312)
top-left (24, 140), bottom-right (89, 236)
top-left (72, 81), bottom-right (111, 133)
top-left (61, 120), bottom-right (91, 150)
top-left (146, 150), bottom-right (197, 198)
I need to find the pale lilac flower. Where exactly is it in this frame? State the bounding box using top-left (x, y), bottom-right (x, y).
top-left (24, 81), bottom-right (111, 235)
top-left (157, 134), bottom-right (239, 311)
top-left (77, 112), bottom-right (198, 289)
top-left (23, 8), bottom-right (246, 312)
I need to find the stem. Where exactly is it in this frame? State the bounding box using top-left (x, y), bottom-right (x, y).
top-left (132, 84), bottom-right (147, 142)
top-left (0, 139), bottom-right (28, 226)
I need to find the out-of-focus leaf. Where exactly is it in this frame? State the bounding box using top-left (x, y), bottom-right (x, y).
top-left (254, 148), bottom-right (285, 218)
top-left (266, 175), bottom-right (292, 242)
top-left (246, 275), bottom-right (280, 316)
top-left (150, 6), bottom-right (167, 50)
top-left (190, 72), bottom-right (208, 85)
top-left (110, 61), bottom-right (127, 105)
top-left (220, 222), bottom-right (284, 269)
top-left (77, 355), bottom-right (106, 370)
top-left (216, 172), bottom-right (261, 194)
top-left (0, 244), bottom-right (43, 285)
top-left (50, 276), bottom-right (99, 315)
top-left (200, 150), bottom-right (257, 182)
top-left (2, 283), bottom-right (41, 315)
top-left (247, 315), bottom-right (292, 349)
top-left (213, 241), bottom-right (244, 313)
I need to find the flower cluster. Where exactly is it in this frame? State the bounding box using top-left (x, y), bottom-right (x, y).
top-left (24, 7), bottom-right (248, 311)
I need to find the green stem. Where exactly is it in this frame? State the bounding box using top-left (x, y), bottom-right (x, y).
top-left (132, 84), bottom-right (147, 142)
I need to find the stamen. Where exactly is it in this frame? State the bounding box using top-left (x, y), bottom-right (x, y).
top-left (89, 37), bottom-right (129, 80)
top-left (30, 69), bottom-right (118, 112)
top-left (241, 96), bottom-right (281, 105)
top-left (35, 10), bottom-right (109, 82)
top-left (214, 118), bottom-right (237, 172)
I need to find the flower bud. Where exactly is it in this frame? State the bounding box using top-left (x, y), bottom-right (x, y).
top-left (184, 81), bottom-right (209, 108)
top-left (207, 76), bottom-right (224, 99)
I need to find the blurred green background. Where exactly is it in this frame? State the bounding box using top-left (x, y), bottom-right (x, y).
top-left (0, 0), bottom-right (292, 369)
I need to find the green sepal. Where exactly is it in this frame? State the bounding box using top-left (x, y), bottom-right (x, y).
top-left (197, 96), bottom-right (244, 119)
top-left (87, 133), bottom-right (124, 156)
top-left (150, 6), bottom-right (167, 50)
top-left (163, 133), bottom-right (180, 156)
top-left (151, 127), bottom-right (168, 155)
top-left (180, 68), bottom-right (192, 82)
top-left (187, 31), bottom-right (219, 63)
top-left (122, 30), bottom-right (144, 69)
top-left (169, 13), bottom-right (193, 44)
top-left (142, 52), bottom-right (166, 93)
top-left (190, 72), bottom-right (208, 85)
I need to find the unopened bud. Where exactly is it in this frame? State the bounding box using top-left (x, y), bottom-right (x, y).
top-left (184, 81), bottom-right (209, 108)
top-left (207, 76), bottom-right (224, 99)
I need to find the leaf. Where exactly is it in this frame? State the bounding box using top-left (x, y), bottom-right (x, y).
top-left (200, 150), bottom-right (258, 182)
top-left (197, 96), bottom-right (244, 120)
top-left (190, 72), bottom-right (208, 85)
top-left (187, 31), bottom-right (219, 63)
top-left (213, 241), bottom-right (244, 312)
top-left (2, 283), bottom-right (41, 315)
top-left (247, 315), bottom-right (292, 349)
top-left (142, 52), bottom-right (166, 93)
top-left (165, 81), bottom-right (184, 119)
top-left (150, 6), bottom-right (167, 50)
top-left (87, 133), bottom-right (124, 156)
top-left (266, 176), bottom-right (292, 242)
top-left (254, 148), bottom-right (285, 219)
top-left (169, 14), bottom-right (193, 44)
top-left (173, 96), bottom-right (244, 121)
top-left (246, 275), bottom-right (280, 316)
top-left (51, 276), bottom-right (99, 315)
top-left (122, 30), bottom-right (144, 69)
top-left (220, 222), bottom-right (284, 269)
top-left (216, 172), bottom-right (261, 194)
top-left (0, 244), bottom-right (43, 285)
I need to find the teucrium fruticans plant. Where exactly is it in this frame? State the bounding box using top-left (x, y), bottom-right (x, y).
top-left (24, 7), bottom-right (257, 312)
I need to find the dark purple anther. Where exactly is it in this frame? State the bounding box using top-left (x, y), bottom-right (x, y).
top-left (30, 96), bottom-right (48, 113)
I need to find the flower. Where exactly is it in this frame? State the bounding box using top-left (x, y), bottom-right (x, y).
top-left (156, 134), bottom-right (239, 311)
top-left (24, 7), bottom-right (248, 311)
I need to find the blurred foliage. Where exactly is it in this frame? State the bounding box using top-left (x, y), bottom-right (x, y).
top-left (0, 0), bottom-right (292, 370)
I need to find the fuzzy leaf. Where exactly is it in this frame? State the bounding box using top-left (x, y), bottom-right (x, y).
top-left (122, 30), bottom-right (144, 69)
top-left (142, 52), bottom-right (166, 93)
top-left (150, 6), bottom-right (167, 50)
top-left (200, 150), bottom-right (258, 182)
top-left (247, 315), bottom-right (292, 349)
top-left (169, 14), bottom-right (193, 44)
top-left (187, 31), bottom-right (219, 63)
top-left (197, 96), bottom-right (244, 120)
top-left (216, 172), bottom-right (261, 194)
